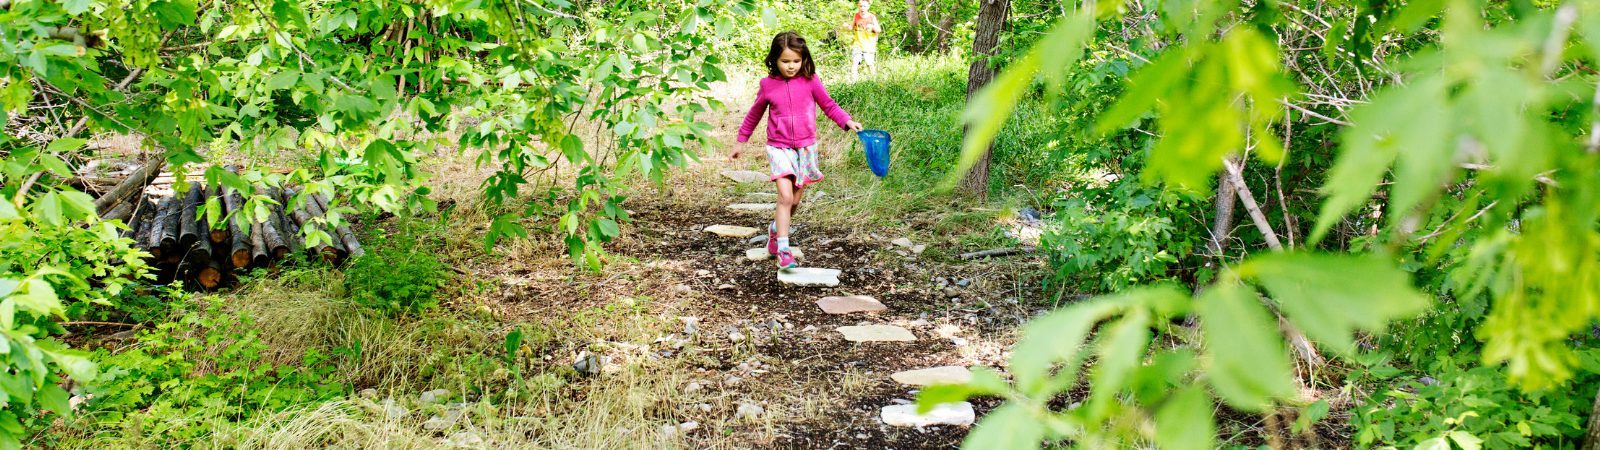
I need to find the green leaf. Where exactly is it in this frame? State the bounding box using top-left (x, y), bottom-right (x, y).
top-left (1086, 309), bottom-right (1151, 416)
top-left (1197, 282), bottom-right (1295, 412)
top-left (266, 70), bottom-right (300, 91)
top-left (1447, 431), bottom-right (1482, 450)
top-left (39, 383), bottom-right (69, 418)
top-left (504, 327), bottom-right (524, 361)
top-left (40, 349), bottom-right (95, 382)
top-left (1154, 386), bottom-right (1214, 450)
top-left (1242, 253), bottom-right (1430, 355)
top-left (33, 192), bottom-right (64, 226)
top-left (596, 218), bottom-right (620, 238)
top-left (45, 138), bottom-right (87, 155)
top-left (943, 11), bottom-right (1095, 191)
top-left (1009, 286), bottom-right (1181, 396)
top-left (59, 191), bottom-right (96, 221)
top-left (1095, 48), bottom-right (1188, 134)
top-left (1415, 437), bottom-right (1451, 450)
top-left (916, 366), bottom-right (1009, 412)
top-left (960, 404), bottom-right (1044, 450)
top-left (64, 0), bottom-right (92, 14)
top-left (1311, 75), bottom-right (1448, 244)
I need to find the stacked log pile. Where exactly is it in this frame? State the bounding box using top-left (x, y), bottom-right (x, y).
top-left (97, 162), bottom-right (364, 289)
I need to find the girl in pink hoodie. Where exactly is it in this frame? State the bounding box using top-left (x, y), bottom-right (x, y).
top-left (731, 31), bottom-right (864, 270)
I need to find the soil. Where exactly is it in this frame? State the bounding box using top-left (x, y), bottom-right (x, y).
top-left (598, 198), bottom-right (1046, 449)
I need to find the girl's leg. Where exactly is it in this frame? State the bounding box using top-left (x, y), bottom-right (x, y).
top-left (775, 176), bottom-right (797, 238)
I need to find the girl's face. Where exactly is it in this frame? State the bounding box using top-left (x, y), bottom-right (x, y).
top-left (778, 48), bottom-right (803, 78)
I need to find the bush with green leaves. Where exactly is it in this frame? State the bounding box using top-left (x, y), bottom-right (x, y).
top-left (74, 297), bottom-right (346, 443)
top-left (1042, 181), bottom-right (1202, 293)
top-left (1351, 350), bottom-right (1600, 448)
top-left (343, 231), bottom-right (447, 316)
top-left (933, 0), bottom-right (1600, 447)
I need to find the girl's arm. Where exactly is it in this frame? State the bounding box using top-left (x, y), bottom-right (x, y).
top-left (811, 77), bottom-right (858, 131)
top-left (736, 90), bottom-right (770, 143)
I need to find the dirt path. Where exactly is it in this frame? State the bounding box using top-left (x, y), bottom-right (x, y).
top-left (590, 188), bottom-right (1038, 448)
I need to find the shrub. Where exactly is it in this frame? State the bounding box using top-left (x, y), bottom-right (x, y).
top-left (343, 229), bottom-right (448, 316)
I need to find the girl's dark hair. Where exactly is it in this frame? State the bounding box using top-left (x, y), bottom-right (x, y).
top-left (764, 31), bottom-right (816, 79)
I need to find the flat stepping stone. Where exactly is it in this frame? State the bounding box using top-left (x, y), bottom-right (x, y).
top-left (890, 366), bottom-right (973, 386)
top-left (881, 402), bottom-right (975, 427)
top-left (721, 170), bottom-right (769, 183)
top-left (837, 325), bottom-right (915, 342)
top-left (745, 247), bottom-right (803, 261)
top-left (704, 225), bottom-right (760, 238)
top-left (816, 295), bottom-right (886, 314)
top-left (728, 203), bottom-right (777, 212)
top-left (778, 268), bottom-right (841, 287)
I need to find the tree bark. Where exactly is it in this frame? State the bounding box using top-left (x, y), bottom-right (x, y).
top-left (1583, 388), bottom-right (1600, 450)
top-left (1207, 170), bottom-right (1239, 263)
top-left (206, 186), bottom-right (228, 244)
top-left (143, 196), bottom-right (173, 260)
top-left (933, 14), bottom-right (955, 52)
top-left (301, 191), bottom-right (349, 260)
top-left (92, 158), bottom-right (162, 214)
top-left (178, 185), bottom-right (203, 248)
top-left (904, 0), bottom-right (921, 51)
top-left (313, 193), bottom-right (364, 258)
top-left (959, 0), bottom-right (1010, 199)
top-left (224, 189), bottom-right (252, 269)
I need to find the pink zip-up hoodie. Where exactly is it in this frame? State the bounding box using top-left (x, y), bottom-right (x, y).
top-left (737, 75), bottom-right (854, 149)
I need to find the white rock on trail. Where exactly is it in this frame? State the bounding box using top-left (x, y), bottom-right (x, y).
top-left (880, 402), bottom-right (975, 427)
top-left (728, 203), bottom-right (777, 212)
top-left (816, 295), bottom-right (887, 314)
top-left (890, 366), bottom-right (973, 386)
top-left (891, 237), bottom-right (915, 249)
top-left (419, 389), bottom-right (450, 404)
top-left (777, 268), bottom-right (841, 287)
top-left (745, 247), bottom-right (803, 261)
top-left (721, 170), bottom-right (770, 184)
top-left (837, 325), bottom-right (916, 342)
top-left (704, 225), bottom-right (760, 238)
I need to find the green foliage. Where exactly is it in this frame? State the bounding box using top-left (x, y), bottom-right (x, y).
top-left (1353, 351), bottom-right (1600, 449)
top-left (343, 226), bottom-right (447, 316)
top-left (924, 253), bottom-right (1428, 448)
top-left (1042, 182), bottom-right (1201, 293)
top-left (79, 296), bottom-right (346, 442)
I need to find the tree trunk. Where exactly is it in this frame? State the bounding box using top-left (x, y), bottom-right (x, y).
top-left (1208, 170), bottom-right (1239, 262)
top-left (960, 0), bottom-right (1010, 199)
top-left (1583, 388), bottom-right (1600, 450)
top-left (93, 158), bottom-right (162, 214)
top-left (933, 14), bottom-right (955, 52)
top-left (904, 0), bottom-right (921, 51)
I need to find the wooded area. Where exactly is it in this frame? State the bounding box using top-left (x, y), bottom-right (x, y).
top-left (2, 0), bottom-right (1598, 448)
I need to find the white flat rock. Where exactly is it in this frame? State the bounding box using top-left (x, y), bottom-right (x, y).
top-left (891, 237), bottom-right (916, 249)
top-left (745, 247), bottom-right (803, 261)
top-left (881, 402), bottom-right (975, 427)
top-left (777, 267), bottom-right (841, 287)
top-left (721, 170), bottom-right (770, 184)
top-left (728, 203), bottom-right (777, 212)
top-left (816, 295), bottom-right (886, 314)
top-left (890, 366), bottom-right (973, 386)
top-left (704, 225), bottom-right (760, 238)
top-left (837, 325), bottom-right (915, 342)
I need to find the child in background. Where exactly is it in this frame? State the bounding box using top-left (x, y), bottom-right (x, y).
top-left (730, 32), bottom-right (864, 270)
top-left (850, 0), bottom-right (881, 79)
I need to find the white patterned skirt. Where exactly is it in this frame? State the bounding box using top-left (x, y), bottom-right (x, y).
top-left (766, 145), bottom-right (825, 189)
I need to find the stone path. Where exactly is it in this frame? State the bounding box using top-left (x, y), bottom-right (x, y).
top-left (727, 203), bottom-right (777, 212)
top-left (699, 191), bottom-right (988, 434)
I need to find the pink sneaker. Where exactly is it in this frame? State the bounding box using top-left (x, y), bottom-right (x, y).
top-left (776, 249), bottom-right (797, 270)
top-left (767, 231), bottom-right (779, 256)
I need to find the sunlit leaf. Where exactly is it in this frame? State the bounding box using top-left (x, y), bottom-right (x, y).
top-left (1154, 386), bottom-right (1214, 450)
top-left (1243, 253), bottom-right (1430, 355)
top-left (961, 404), bottom-right (1043, 450)
top-left (1198, 282), bottom-right (1295, 412)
